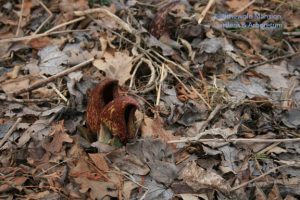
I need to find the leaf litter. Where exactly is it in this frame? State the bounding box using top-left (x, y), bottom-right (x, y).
top-left (0, 0), bottom-right (299, 199)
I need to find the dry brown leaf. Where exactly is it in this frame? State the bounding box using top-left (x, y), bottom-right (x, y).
top-left (70, 158), bottom-right (117, 200)
top-left (267, 184), bottom-right (282, 200)
top-left (29, 37), bottom-right (51, 49)
top-left (226, 0), bottom-right (250, 11)
top-left (93, 50), bottom-right (134, 85)
top-left (88, 153), bottom-right (109, 172)
top-left (141, 117), bottom-right (177, 143)
top-left (42, 121), bottom-right (73, 154)
top-left (0, 176), bottom-right (27, 193)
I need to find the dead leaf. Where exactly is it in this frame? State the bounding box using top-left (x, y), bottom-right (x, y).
top-left (17, 119), bottom-right (50, 147)
top-left (267, 184), bottom-right (282, 200)
top-left (93, 50), bottom-right (134, 85)
top-left (226, 0), bottom-right (250, 11)
top-left (42, 121), bottom-right (73, 153)
top-left (179, 161), bottom-right (231, 193)
top-left (141, 117), bottom-right (177, 143)
top-left (113, 154), bottom-right (150, 175)
top-left (88, 153), bottom-right (109, 172)
top-left (38, 45), bottom-right (68, 75)
top-left (0, 176), bottom-right (27, 193)
top-left (29, 37), bottom-right (51, 49)
top-left (126, 138), bottom-right (178, 185)
top-left (256, 62), bottom-right (289, 89)
top-left (123, 181), bottom-right (138, 200)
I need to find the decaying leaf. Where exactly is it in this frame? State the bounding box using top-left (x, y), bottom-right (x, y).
top-left (179, 161), bottom-right (231, 193)
top-left (93, 50), bottom-right (134, 85)
top-left (42, 121), bottom-right (73, 153)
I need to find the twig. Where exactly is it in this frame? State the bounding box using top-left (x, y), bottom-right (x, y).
top-left (163, 64), bottom-right (192, 93)
top-left (257, 142), bottom-right (281, 155)
top-left (150, 49), bottom-right (193, 76)
top-left (197, 0), bottom-right (215, 24)
top-left (233, 51), bottom-right (300, 79)
top-left (197, 104), bottom-right (222, 133)
top-left (283, 32), bottom-right (300, 36)
top-left (44, 16), bottom-right (85, 34)
top-left (40, 74), bottom-right (68, 102)
top-left (191, 86), bottom-right (212, 110)
top-left (0, 96), bottom-right (58, 103)
top-left (16, 0), bottom-right (24, 37)
top-left (0, 29), bottom-right (91, 43)
top-left (33, 0), bottom-right (53, 35)
top-left (233, 0), bottom-right (256, 14)
top-left (230, 162), bottom-right (298, 191)
top-left (74, 8), bottom-right (134, 34)
top-left (168, 137), bottom-right (300, 144)
top-left (12, 58), bottom-right (94, 96)
top-left (156, 64), bottom-right (166, 106)
top-left (0, 118), bottom-right (22, 148)
top-left (37, 158), bottom-right (72, 176)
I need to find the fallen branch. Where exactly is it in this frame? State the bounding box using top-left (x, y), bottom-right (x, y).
top-left (168, 137), bottom-right (300, 144)
top-left (12, 58), bottom-right (94, 96)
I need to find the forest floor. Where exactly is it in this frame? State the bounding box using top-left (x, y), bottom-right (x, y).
top-left (0, 0), bottom-right (300, 199)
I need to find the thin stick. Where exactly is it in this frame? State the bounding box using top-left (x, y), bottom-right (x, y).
top-left (197, 0), bottom-right (215, 24)
top-left (168, 137), bottom-right (300, 144)
top-left (12, 58), bottom-right (94, 96)
top-left (233, 0), bottom-right (256, 14)
top-left (44, 16), bottom-right (85, 34)
top-left (16, 0), bottom-right (24, 37)
top-left (156, 64), bottom-right (165, 106)
top-left (196, 104), bottom-right (222, 133)
top-left (283, 32), bottom-right (300, 36)
top-left (74, 8), bottom-right (133, 34)
top-left (230, 163), bottom-right (297, 191)
top-left (0, 96), bottom-right (58, 103)
top-left (164, 64), bottom-right (192, 93)
top-left (33, 0), bottom-right (53, 35)
top-left (37, 158), bottom-right (72, 176)
top-left (0, 118), bottom-right (22, 148)
top-left (0, 29), bottom-right (91, 43)
top-left (233, 51), bottom-right (300, 79)
top-left (40, 74), bottom-right (68, 102)
top-left (191, 86), bottom-right (212, 110)
top-left (150, 49), bottom-right (193, 76)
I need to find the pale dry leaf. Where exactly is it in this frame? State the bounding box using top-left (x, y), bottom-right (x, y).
top-left (179, 161), bottom-right (231, 193)
top-left (88, 153), bottom-right (109, 172)
top-left (93, 50), bottom-right (133, 85)
top-left (226, 0), bottom-right (250, 11)
top-left (226, 51), bottom-right (246, 67)
top-left (141, 117), bottom-right (176, 142)
top-left (38, 45), bottom-right (68, 75)
top-left (1, 77), bottom-right (30, 94)
top-left (17, 119), bottom-right (50, 147)
top-left (255, 62), bottom-right (289, 89)
top-left (267, 146), bottom-right (287, 155)
top-left (123, 181), bottom-right (138, 200)
top-left (113, 154), bottom-right (150, 175)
